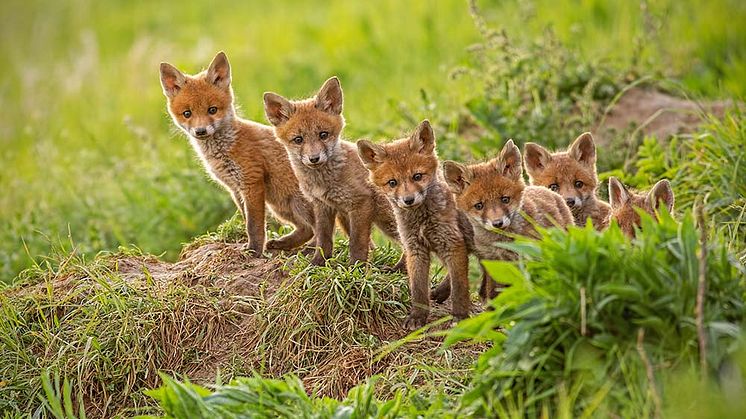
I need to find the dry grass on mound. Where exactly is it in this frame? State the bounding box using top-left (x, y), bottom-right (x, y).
top-left (1, 237), bottom-right (484, 417)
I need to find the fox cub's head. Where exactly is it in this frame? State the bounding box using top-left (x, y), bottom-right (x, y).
top-left (524, 132), bottom-right (599, 210)
top-left (159, 52), bottom-right (234, 139)
top-left (263, 77), bottom-right (345, 168)
top-left (444, 140), bottom-right (524, 231)
top-left (608, 177), bottom-right (674, 238)
top-left (357, 120), bottom-right (439, 210)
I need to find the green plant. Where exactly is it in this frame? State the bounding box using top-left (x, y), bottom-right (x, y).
top-left (450, 211), bottom-right (745, 416)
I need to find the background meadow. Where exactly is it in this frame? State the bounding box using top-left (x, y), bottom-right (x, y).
top-left (2, 0), bottom-right (745, 283)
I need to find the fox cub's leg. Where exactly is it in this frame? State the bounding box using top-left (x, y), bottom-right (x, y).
top-left (311, 201), bottom-right (336, 266)
top-left (445, 243), bottom-right (471, 321)
top-left (241, 181), bottom-right (266, 256)
top-left (404, 247), bottom-right (431, 331)
top-left (348, 206), bottom-right (374, 265)
top-left (478, 266), bottom-right (499, 305)
top-left (229, 189), bottom-right (247, 221)
top-left (430, 275), bottom-right (451, 304)
top-left (266, 195), bottom-right (315, 251)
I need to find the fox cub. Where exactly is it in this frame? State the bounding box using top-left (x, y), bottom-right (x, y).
top-left (358, 120), bottom-right (472, 330)
top-left (524, 132), bottom-right (611, 230)
top-left (444, 140), bottom-right (573, 301)
top-left (159, 52), bottom-right (315, 255)
top-left (263, 77), bottom-right (402, 268)
top-left (608, 177), bottom-right (675, 238)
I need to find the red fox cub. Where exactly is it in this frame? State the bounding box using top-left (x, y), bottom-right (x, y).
top-left (159, 52), bottom-right (315, 255)
top-left (358, 120), bottom-right (472, 330)
top-left (524, 132), bottom-right (611, 230)
top-left (444, 140), bottom-right (573, 302)
top-left (608, 177), bottom-right (675, 238)
top-left (263, 77), bottom-right (403, 268)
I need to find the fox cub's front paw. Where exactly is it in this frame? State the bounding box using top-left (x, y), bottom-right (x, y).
top-left (266, 238), bottom-right (290, 251)
top-left (240, 243), bottom-right (264, 258)
top-left (310, 251), bottom-right (327, 267)
top-left (403, 312), bottom-right (428, 331)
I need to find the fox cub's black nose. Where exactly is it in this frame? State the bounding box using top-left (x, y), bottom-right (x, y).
top-left (195, 127), bottom-right (208, 136)
top-left (309, 156), bottom-right (320, 163)
top-left (403, 197), bottom-right (415, 206)
top-left (492, 220), bottom-right (504, 228)
top-left (565, 198), bottom-right (576, 207)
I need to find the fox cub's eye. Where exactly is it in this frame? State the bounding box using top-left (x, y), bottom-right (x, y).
top-left (501, 196), bottom-right (510, 204)
top-left (474, 202), bottom-right (484, 210)
top-left (208, 106), bottom-right (218, 115)
top-left (574, 180), bottom-right (584, 189)
top-left (182, 110), bottom-right (192, 118)
top-left (412, 173), bottom-right (423, 181)
top-left (292, 136), bottom-right (304, 145)
top-left (319, 131), bottom-right (329, 139)
top-left (387, 179), bottom-right (398, 188)
top-left (549, 183), bottom-right (559, 192)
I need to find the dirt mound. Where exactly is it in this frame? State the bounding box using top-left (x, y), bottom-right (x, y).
top-left (6, 240), bottom-right (479, 416)
top-left (595, 87), bottom-right (731, 143)
top-left (115, 242), bottom-right (287, 297)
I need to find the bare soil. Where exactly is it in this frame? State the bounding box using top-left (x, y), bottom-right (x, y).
top-left (594, 87), bottom-right (731, 144)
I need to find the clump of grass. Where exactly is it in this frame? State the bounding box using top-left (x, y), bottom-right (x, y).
top-left (449, 211), bottom-right (745, 416)
top-left (0, 246), bottom-right (246, 417)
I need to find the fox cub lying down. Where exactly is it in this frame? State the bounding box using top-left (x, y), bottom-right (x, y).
top-left (443, 140), bottom-right (574, 303)
top-left (608, 177), bottom-right (674, 238)
top-left (524, 133), bottom-right (611, 230)
top-left (159, 52), bottom-right (315, 255)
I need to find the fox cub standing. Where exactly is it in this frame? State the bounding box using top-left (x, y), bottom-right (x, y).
top-left (524, 132), bottom-right (611, 230)
top-left (159, 52), bottom-right (315, 255)
top-left (608, 177), bottom-right (675, 238)
top-left (358, 120), bottom-right (472, 330)
top-left (444, 140), bottom-right (573, 302)
top-left (263, 77), bottom-right (403, 268)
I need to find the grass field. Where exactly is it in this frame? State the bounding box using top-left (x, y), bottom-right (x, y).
top-left (1, 0), bottom-right (746, 416)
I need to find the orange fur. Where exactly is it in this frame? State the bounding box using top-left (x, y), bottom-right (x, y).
top-left (608, 177), bottom-right (674, 238)
top-left (160, 52), bottom-right (315, 255)
top-left (358, 121), bottom-right (472, 330)
top-left (444, 140), bottom-right (573, 302)
top-left (264, 77), bottom-right (403, 269)
top-left (523, 132), bottom-right (611, 230)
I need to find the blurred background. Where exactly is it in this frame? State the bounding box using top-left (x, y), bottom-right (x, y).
top-left (1, 0), bottom-right (744, 283)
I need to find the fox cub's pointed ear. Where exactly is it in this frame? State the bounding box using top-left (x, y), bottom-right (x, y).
top-left (608, 177), bottom-right (630, 210)
top-left (315, 76), bottom-right (343, 115)
top-left (495, 139), bottom-right (522, 180)
top-left (647, 179), bottom-right (674, 213)
top-left (409, 120), bottom-right (436, 154)
top-left (568, 132), bottom-right (596, 168)
top-left (523, 142), bottom-right (551, 175)
top-left (263, 93), bottom-right (295, 126)
top-left (357, 140), bottom-right (387, 169)
top-left (207, 51), bottom-right (231, 89)
top-left (159, 62), bottom-right (186, 98)
top-left (443, 161), bottom-right (472, 194)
